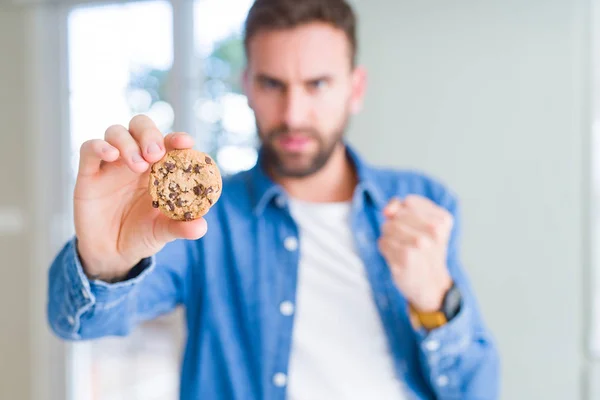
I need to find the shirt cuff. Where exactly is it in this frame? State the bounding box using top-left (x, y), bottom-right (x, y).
top-left (413, 301), bottom-right (474, 357)
top-left (65, 237), bottom-right (156, 312)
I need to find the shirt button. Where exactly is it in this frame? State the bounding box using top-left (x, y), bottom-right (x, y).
top-left (436, 375), bottom-right (449, 387)
top-left (424, 340), bottom-right (440, 352)
top-left (67, 316), bottom-right (75, 325)
top-left (273, 372), bottom-right (287, 387)
top-left (284, 236), bottom-right (298, 251)
top-left (279, 301), bottom-right (295, 316)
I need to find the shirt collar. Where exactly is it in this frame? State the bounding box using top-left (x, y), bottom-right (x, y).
top-left (249, 140), bottom-right (387, 215)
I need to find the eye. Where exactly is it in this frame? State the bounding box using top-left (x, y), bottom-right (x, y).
top-left (260, 78), bottom-right (283, 90)
top-left (308, 79), bottom-right (328, 90)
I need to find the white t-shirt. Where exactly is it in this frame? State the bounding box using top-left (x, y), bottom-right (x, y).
top-left (285, 198), bottom-right (407, 400)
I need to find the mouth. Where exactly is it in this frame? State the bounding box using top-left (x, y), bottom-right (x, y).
top-left (277, 134), bottom-right (312, 152)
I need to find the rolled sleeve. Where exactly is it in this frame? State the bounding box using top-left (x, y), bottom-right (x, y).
top-left (47, 237), bottom-right (155, 339)
top-left (410, 295), bottom-right (499, 399)
top-left (412, 303), bottom-right (475, 395)
top-left (415, 302), bottom-right (474, 356)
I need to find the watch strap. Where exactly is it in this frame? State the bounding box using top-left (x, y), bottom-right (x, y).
top-left (408, 282), bottom-right (462, 330)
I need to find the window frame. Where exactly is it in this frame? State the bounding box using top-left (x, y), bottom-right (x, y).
top-left (36, 0), bottom-right (254, 397)
top-left (32, 1), bottom-right (197, 399)
top-left (27, 4), bottom-right (74, 400)
top-left (591, 0), bottom-right (600, 362)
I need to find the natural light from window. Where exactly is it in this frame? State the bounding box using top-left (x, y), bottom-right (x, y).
top-left (67, 0), bottom-right (257, 398)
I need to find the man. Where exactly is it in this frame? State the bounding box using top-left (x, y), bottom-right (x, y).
top-left (47, 0), bottom-right (500, 399)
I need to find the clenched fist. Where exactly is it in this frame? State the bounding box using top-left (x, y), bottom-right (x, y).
top-left (378, 195), bottom-right (454, 312)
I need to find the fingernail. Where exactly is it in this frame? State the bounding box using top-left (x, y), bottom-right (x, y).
top-left (147, 143), bottom-right (161, 154)
top-left (131, 153), bottom-right (145, 163)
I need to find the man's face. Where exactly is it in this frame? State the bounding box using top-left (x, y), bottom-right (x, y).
top-left (243, 22), bottom-right (366, 178)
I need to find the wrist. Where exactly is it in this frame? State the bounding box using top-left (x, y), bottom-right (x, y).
top-left (75, 240), bottom-right (139, 283)
top-left (410, 276), bottom-right (453, 312)
top-left (409, 280), bottom-right (462, 331)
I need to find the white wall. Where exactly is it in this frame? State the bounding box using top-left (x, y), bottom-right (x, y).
top-left (0, 3), bottom-right (70, 400)
top-left (348, 0), bottom-right (592, 399)
top-left (0, 7), bottom-right (33, 400)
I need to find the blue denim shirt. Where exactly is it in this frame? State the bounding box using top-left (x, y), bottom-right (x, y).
top-left (47, 144), bottom-right (500, 400)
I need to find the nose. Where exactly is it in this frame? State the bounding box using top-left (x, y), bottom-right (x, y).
top-left (283, 86), bottom-right (310, 128)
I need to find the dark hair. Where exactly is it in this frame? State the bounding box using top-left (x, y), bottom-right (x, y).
top-left (243, 0), bottom-right (358, 66)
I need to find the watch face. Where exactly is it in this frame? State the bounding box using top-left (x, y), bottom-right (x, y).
top-left (443, 284), bottom-right (462, 320)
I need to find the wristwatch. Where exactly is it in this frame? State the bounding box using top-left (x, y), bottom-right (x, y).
top-left (409, 282), bottom-right (462, 330)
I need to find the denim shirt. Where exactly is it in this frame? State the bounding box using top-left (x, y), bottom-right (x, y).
top-left (47, 144), bottom-right (500, 400)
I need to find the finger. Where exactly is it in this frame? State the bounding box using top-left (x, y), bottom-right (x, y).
top-left (378, 236), bottom-right (399, 257)
top-left (167, 217), bottom-right (208, 241)
top-left (78, 139), bottom-right (120, 177)
top-left (379, 235), bottom-right (422, 273)
top-left (387, 208), bottom-right (433, 235)
top-left (385, 196), bottom-right (444, 223)
top-left (402, 195), bottom-right (454, 234)
top-left (104, 124), bottom-right (149, 173)
top-left (383, 198), bottom-right (403, 218)
top-left (382, 221), bottom-right (432, 248)
top-left (403, 195), bottom-right (447, 220)
top-left (153, 214), bottom-right (208, 243)
top-left (128, 114), bottom-right (166, 163)
top-left (400, 212), bottom-right (451, 242)
top-left (378, 237), bottom-right (409, 270)
top-left (164, 131), bottom-right (195, 152)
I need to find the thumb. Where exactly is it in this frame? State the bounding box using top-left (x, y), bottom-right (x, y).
top-left (383, 198), bottom-right (403, 219)
top-left (154, 214), bottom-right (208, 243)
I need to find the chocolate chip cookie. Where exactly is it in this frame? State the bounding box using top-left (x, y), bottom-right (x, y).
top-left (149, 149), bottom-right (222, 221)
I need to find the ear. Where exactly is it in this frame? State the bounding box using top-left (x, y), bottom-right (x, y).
top-left (242, 67), bottom-right (254, 109)
top-left (349, 65), bottom-right (367, 114)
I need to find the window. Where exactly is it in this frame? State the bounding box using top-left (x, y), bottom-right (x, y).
top-left (66, 0), bottom-right (256, 398)
top-left (68, 3), bottom-right (180, 399)
top-left (68, 0), bottom-right (175, 176)
top-left (193, 0), bottom-right (258, 175)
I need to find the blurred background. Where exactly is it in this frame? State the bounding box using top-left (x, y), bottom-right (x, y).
top-left (0, 0), bottom-right (598, 399)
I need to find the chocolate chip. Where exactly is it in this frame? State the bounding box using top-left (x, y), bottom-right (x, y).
top-left (205, 156), bottom-right (212, 164)
top-left (184, 212), bottom-right (193, 220)
top-left (194, 164), bottom-right (202, 173)
top-left (176, 198), bottom-right (185, 207)
top-left (184, 165), bottom-right (192, 173)
top-left (165, 162), bottom-right (175, 171)
top-left (152, 201), bottom-right (159, 208)
top-left (167, 200), bottom-right (175, 211)
top-left (193, 185), bottom-right (204, 196)
top-left (169, 192), bottom-right (177, 199)
top-left (168, 182), bottom-right (180, 192)
top-left (153, 179), bottom-right (159, 186)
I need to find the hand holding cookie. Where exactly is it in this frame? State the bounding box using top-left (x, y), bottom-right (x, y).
top-left (73, 115), bottom-right (215, 282)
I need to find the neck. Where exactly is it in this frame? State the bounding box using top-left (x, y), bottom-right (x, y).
top-left (271, 143), bottom-right (358, 203)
